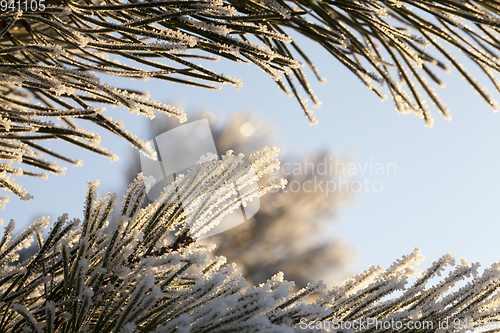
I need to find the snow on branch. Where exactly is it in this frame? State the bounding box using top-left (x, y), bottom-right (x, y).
top-left (3, 0), bottom-right (500, 200)
top-left (0, 149), bottom-right (499, 332)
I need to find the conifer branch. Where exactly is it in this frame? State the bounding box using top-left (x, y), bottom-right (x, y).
top-left (1, 150), bottom-right (500, 332)
top-left (3, 1), bottom-right (500, 200)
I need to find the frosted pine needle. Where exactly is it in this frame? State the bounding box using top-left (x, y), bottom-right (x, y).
top-left (1, 151), bottom-right (500, 332)
top-left (4, 0), bottom-right (500, 202)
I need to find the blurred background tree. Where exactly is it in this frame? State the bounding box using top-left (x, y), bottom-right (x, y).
top-left (123, 110), bottom-right (353, 289)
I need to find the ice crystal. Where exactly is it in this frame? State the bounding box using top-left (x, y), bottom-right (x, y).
top-left (1, 152), bottom-right (500, 332)
top-left (3, 0), bottom-right (500, 203)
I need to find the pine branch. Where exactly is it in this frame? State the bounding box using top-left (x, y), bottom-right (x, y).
top-left (1, 150), bottom-right (500, 332)
top-left (3, 1), bottom-right (500, 201)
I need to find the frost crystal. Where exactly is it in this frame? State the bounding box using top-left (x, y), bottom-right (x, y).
top-left (0, 150), bottom-right (499, 332)
top-left (2, 0), bottom-right (500, 203)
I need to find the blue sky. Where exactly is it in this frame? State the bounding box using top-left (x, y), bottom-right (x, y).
top-left (5, 31), bottom-right (500, 281)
